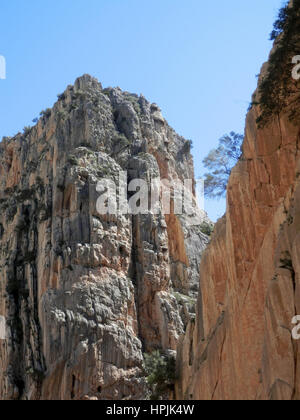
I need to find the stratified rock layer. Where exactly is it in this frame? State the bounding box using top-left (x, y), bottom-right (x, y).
top-left (0, 75), bottom-right (208, 400)
top-left (176, 61), bottom-right (300, 400)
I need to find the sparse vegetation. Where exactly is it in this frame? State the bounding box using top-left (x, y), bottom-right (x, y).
top-left (57, 110), bottom-right (67, 120)
top-left (68, 155), bottom-right (79, 166)
top-left (125, 94), bottom-right (142, 114)
top-left (57, 92), bottom-right (66, 101)
top-left (182, 140), bottom-right (193, 154)
top-left (23, 126), bottom-right (32, 137)
top-left (40, 108), bottom-right (52, 118)
top-left (173, 291), bottom-right (196, 307)
top-left (113, 133), bottom-right (130, 144)
top-left (111, 133), bottom-right (131, 156)
top-left (200, 221), bottom-right (214, 236)
top-left (143, 350), bottom-right (177, 400)
top-left (73, 90), bottom-right (86, 100)
top-left (102, 88), bottom-right (111, 98)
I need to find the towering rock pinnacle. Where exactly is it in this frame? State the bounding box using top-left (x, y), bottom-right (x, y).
top-left (0, 75), bottom-right (209, 400)
top-left (176, 0), bottom-right (300, 400)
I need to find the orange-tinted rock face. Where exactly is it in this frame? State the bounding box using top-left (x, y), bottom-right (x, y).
top-left (176, 86), bottom-right (300, 400)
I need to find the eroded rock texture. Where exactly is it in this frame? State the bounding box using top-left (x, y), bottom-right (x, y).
top-left (176, 28), bottom-right (300, 400)
top-left (0, 75), bottom-right (208, 400)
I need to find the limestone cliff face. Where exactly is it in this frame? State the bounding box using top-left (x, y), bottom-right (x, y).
top-left (176, 8), bottom-right (300, 399)
top-left (0, 75), bottom-right (208, 400)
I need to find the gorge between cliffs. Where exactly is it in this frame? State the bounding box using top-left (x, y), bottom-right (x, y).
top-left (0, 0), bottom-right (300, 401)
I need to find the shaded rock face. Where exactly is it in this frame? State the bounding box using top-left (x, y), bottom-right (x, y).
top-left (0, 75), bottom-right (208, 400)
top-left (176, 53), bottom-right (300, 400)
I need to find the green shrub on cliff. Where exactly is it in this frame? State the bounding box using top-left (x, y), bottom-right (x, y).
top-left (182, 139), bottom-right (193, 154)
top-left (143, 350), bottom-right (177, 400)
top-left (200, 221), bottom-right (214, 236)
top-left (23, 126), bottom-right (32, 137)
top-left (40, 108), bottom-right (52, 118)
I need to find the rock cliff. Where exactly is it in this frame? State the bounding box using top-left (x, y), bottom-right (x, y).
top-left (0, 75), bottom-right (208, 400)
top-left (176, 0), bottom-right (300, 400)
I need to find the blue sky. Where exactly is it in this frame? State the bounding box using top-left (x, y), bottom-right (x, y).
top-left (0, 0), bottom-right (284, 221)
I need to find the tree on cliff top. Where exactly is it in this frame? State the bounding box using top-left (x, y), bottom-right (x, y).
top-left (203, 132), bottom-right (243, 199)
top-left (254, 0), bottom-right (300, 127)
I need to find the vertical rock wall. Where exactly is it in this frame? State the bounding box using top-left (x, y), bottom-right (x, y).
top-left (176, 14), bottom-right (300, 398)
top-left (0, 75), bottom-right (208, 400)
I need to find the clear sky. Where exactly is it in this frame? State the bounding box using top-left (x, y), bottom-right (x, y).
top-left (0, 0), bottom-right (284, 221)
